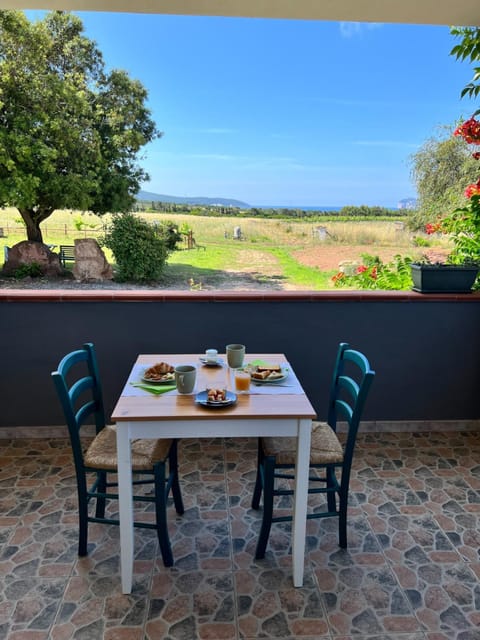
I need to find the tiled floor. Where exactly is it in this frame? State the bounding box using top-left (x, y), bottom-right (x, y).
top-left (1, 431), bottom-right (480, 640)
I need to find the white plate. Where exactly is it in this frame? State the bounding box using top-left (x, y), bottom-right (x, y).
top-left (249, 367), bottom-right (288, 384)
top-left (199, 357), bottom-right (224, 367)
top-left (141, 373), bottom-right (176, 384)
top-left (196, 390), bottom-right (237, 407)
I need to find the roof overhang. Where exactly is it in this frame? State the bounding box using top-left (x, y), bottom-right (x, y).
top-left (1, 0), bottom-right (480, 27)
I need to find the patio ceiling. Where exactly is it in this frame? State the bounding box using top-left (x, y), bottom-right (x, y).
top-left (2, 0), bottom-right (480, 26)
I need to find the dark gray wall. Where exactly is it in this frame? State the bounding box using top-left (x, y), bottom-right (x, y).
top-left (1, 296), bottom-right (479, 427)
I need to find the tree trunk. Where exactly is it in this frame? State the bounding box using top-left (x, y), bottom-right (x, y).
top-left (18, 207), bottom-right (54, 244)
top-left (24, 222), bottom-right (43, 243)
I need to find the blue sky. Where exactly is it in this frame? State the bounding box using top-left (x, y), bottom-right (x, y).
top-left (30, 13), bottom-right (478, 207)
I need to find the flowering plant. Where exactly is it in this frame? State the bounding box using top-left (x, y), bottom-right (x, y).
top-left (441, 194), bottom-right (480, 267)
top-left (332, 254), bottom-right (413, 290)
top-left (453, 116), bottom-right (480, 146)
top-left (423, 116), bottom-right (480, 280)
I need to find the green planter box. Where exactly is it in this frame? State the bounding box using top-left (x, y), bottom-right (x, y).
top-left (411, 263), bottom-right (479, 293)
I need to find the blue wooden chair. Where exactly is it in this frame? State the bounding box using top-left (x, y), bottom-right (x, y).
top-left (51, 343), bottom-right (184, 566)
top-left (251, 342), bottom-right (375, 559)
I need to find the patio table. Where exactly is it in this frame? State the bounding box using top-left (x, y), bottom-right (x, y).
top-left (111, 353), bottom-right (316, 594)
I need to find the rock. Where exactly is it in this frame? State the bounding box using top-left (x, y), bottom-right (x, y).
top-left (2, 241), bottom-right (63, 277)
top-left (72, 238), bottom-right (113, 282)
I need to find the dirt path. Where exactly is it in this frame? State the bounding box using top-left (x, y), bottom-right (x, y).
top-left (293, 245), bottom-right (413, 271)
top-left (292, 245), bottom-right (450, 271)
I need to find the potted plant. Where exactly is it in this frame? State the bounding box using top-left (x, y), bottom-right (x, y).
top-left (411, 261), bottom-right (479, 294)
top-left (411, 117), bottom-right (480, 293)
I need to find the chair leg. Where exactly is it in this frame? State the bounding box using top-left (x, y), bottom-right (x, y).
top-left (77, 480), bottom-right (89, 557)
top-left (251, 438), bottom-right (264, 510)
top-left (169, 440), bottom-right (184, 515)
top-left (338, 487), bottom-right (348, 548)
top-left (95, 471), bottom-right (107, 519)
top-left (154, 460), bottom-right (174, 567)
top-left (255, 455), bottom-right (276, 560)
top-left (326, 467), bottom-right (337, 513)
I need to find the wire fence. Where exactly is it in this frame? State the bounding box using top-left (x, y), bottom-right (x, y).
top-left (0, 224), bottom-right (103, 237)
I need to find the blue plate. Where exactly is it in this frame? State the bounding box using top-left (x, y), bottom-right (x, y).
top-left (199, 357), bottom-right (224, 367)
top-left (195, 390), bottom-right (237, 408)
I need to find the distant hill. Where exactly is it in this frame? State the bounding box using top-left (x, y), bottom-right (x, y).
top-left (137, 190), bottom-right (250, 208)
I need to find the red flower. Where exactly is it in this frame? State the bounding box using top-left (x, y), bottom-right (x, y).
top-left (454, 117), bottom-right (480, 145)
top-left (356, 265), bottom-right (367, 274)
top-left (472, 152), bottom-right (480, 160)
top-left (464, 179), bottom-right (480, 198)
top-left (370, 266), bottom-right (378, 280)
top-left (425, 222), bottom-right (442, 234)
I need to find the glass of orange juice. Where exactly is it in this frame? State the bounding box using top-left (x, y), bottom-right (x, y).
top-left (234, 369), bottom-right (251, 393)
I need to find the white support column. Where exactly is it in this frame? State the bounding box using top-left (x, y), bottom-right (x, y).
top-left (116, 422), bottom-right (134, 594)
top-left (292, 418), bottom-right (312, 587)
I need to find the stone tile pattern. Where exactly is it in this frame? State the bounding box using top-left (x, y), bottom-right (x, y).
top-left (0, 431), bottom-right (479, 639)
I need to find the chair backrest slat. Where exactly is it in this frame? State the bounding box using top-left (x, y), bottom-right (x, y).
top-left (70, 375), bottom-right (94, 401)
top-left (334, 398), bottom-right (354, 424)
top-left (76, 399), bottom-right (98, 428)
top-left (337, 375), bottom-right (360, 404)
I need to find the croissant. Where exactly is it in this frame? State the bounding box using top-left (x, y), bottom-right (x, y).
top-left (144, 362), bottom-right (174, 380)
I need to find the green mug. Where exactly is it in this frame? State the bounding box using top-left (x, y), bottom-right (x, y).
top-left (174, 365), bottom-right (196, 394)
top-left (226, 344), bottom-right (245, 369)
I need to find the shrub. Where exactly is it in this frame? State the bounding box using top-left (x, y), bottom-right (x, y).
top-left (101, 213), bottom-right (178, 282)
top-left (412, 235), bottom-right (432, 247)
top-left (332, 254), bottom-right (413, 290)
top-left (12, 262), bottom-right (43, 279)
top-left (154, 221), bottom-right (182, 252)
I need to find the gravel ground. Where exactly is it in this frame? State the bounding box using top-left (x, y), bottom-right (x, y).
top-left (0, 269), bottom-right (288, 291)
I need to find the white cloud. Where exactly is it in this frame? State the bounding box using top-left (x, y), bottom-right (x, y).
top-left (339, 22), bottom-right (383, 38)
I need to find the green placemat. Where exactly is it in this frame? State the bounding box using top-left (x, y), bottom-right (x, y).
top-left (130, 382), bottom-right (176, 395)
top-left (248, 359), bottom-right (289, 370)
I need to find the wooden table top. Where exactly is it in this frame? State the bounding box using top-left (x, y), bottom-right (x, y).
top-left (111, 353), bottom-right (316, 422)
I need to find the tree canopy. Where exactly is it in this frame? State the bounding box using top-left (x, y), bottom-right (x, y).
top-left (409, 128), bottom-right (479, 229)
top-left (0, 10), bottom-right (159, 242)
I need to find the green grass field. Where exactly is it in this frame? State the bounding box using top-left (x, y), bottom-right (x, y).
top-left (0, 208), bottom-right (451, 290)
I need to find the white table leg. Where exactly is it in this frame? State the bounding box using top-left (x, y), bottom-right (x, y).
top-left (116, 422), bottom-right (134, 594)
top-left (292, 418), bottom-right (312, 587)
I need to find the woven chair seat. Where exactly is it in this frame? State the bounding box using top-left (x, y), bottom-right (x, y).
top-left (262, 421), bottom-right (344, 465)
top-left (84, 425), bottom-right (172, 471)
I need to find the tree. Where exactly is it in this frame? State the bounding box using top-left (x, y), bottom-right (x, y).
top-left (407, 28), bottom-right (480, 231)
top-left (0, 11), bottom-right (159, 243)
top-left (409, 128), bottom-right (479, 230)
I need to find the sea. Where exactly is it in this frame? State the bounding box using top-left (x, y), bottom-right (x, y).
top-left (253, 205), bottom-right (400, 212)
top-left (254, 205), bottom-right (342, 211)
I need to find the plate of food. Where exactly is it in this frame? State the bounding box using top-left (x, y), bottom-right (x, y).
top-left (196, 388), bottom-right (237, 408)
top-left (198, 357), bottom-right (225, 368)
top-left (142, 362), bottom-right (176, 384)
top-left (247, 364), bottom-right (288, 384)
